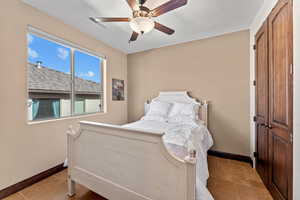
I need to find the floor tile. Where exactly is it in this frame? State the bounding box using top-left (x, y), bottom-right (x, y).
top-left (236, 184), bottom-right (273, 200)
top-left (208, 178), bottom-right (240, 200)
top-left (3, 193), bottom-right (26, 200)
top-left (207, 156), bottom-right (273, 200)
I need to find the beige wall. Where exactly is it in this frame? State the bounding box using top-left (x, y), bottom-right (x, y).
top-left (0, 0), bottom-right (127, 190)
top-left (128, 30), bottom-right (250, 156)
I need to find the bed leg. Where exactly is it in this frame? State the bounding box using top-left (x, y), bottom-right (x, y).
top-left (68, 176), bottom-right (76, 197)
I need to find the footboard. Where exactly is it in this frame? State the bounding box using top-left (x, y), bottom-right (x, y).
top-left (67, 121), bottom-right (196, 200)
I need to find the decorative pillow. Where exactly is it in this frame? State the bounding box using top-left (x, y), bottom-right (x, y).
top-left (145, 101), bottom-right (172, 118)
top-left (168, 102), bottom-right (199, 120)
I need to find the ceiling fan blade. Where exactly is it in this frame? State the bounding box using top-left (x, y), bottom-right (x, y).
top-left (95, 17), bottom-right (131, 22)
top-left (89, 17), bottom-right (107, 28)
top-left (125, 0), bottom-right (139, 11)
top-left (154, 22), bottom-right (175, 35)
top-left (151, 0), bottom-right (187, 17)
top-left (129, 31), bottom-right (139, 43)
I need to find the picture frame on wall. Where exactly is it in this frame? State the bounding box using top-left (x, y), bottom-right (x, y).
top-left (112, 79), bottom-right (125, 101)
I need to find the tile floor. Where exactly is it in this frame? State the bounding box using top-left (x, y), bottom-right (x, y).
top-left (3, 156), bottom-right (273, 200)
top-left (207, 156), bottom-right (273, 200)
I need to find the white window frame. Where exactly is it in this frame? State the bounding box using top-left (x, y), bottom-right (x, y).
top-left (27, 26), bottom-right (106, 122)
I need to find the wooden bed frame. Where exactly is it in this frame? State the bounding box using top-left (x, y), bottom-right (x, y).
top-left (67, 92), bottom-right (209, 200)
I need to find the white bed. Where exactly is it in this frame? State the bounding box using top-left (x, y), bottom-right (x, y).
top-left (67, 91), bottom-right (214, 200)
top-left (123, 119), bottom-right (213, 200)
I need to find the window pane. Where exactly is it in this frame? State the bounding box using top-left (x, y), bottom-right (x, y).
top-left (74, 50), bottom-right (102, 114)
top-left (75, 98), bottom-right (85, 114)
top-left (27, 33), bottom-right (71, 121)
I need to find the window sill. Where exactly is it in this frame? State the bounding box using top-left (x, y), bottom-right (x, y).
top-left (27, 112), bottom-right (107, 125)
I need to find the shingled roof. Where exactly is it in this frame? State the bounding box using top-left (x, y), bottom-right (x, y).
top-left (28, 63), bottom-right (101, 94)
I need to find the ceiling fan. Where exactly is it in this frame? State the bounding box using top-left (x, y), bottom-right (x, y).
top-left (89, 0), bottom-right (187, 43)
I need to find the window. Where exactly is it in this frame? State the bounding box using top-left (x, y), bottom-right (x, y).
top-left (27, 31), bottom-right (104, 121)
top-left (34, 99), bottom-right (60, 119)
top-left (74, 50), bottom-right (103, 115)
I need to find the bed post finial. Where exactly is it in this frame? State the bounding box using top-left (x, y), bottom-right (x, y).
top-left (185, 149), bottom-right (197, 164)
top-left (67, 125), bottom-right (82, 139)
top-left (67, 125), bottom-right (76, 135)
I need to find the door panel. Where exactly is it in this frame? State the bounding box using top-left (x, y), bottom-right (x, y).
top-left (255, 20), bottom-right (269, 186)
top-left (269, 128), bottom-right (292, 200)
top-left (269, 2), bottom-right (289, 127)
top-left (256, 124), bottom-right (269, 185)
top-left (268, 0), bottom-right (293, 199)
top-left (272, 135), bottom-right (287, 193)
top-left (256, 21), bottom-right (269, 120)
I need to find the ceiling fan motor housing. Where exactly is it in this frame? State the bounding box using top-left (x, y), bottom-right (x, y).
top-left (133, 6), bottom-right (152, 18)
top-left (139, 0), bottom-right (147, 5)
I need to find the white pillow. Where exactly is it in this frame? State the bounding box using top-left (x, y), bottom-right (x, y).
top-left (146, 101), bottom-right (172, 118)
top-left (168, 102), bottom-right (199, 119)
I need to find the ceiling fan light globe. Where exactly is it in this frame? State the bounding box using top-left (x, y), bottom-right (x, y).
top-left (129, 17), bottom-right (154, 34)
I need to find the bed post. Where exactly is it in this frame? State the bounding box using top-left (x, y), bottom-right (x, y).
top-left (185, 149), bottom-right (197, 200)
top-left (67, 126), bottom-right (76, 197)
top-left (201, 100), bottom-right (209, 127)
top-left (68, 177), bottom-right (76, 197)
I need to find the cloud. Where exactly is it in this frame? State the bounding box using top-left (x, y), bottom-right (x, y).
top-left (79, 71), bottom-right (95, 78)
top-left (27, 34), bottom-right (34, 44)
top-left (87, 71), bottom-right (95, 77)
top-left (57, 47), bottom-right (69, 60)
top-left (28, 47), bottom-right (39, 59)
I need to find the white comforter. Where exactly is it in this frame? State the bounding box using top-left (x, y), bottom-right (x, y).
top-left (123, 120), bottom-right (214, 200)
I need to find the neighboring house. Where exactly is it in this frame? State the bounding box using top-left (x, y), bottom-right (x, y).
top-left (27, 63), bottom-right (102, 120)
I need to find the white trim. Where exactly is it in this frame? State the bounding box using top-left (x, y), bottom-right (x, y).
top-left (27, 112), bottom-right (107, 125)
top-left (70, 48), bottom-right (75, 115)
top-left (293, 0), bottom-right (300, 198)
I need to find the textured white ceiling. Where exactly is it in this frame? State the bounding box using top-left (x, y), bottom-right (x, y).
top-left (22, 0), bottom-right (264, 54)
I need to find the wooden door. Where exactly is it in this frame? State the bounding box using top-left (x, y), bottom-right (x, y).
top-left (268, 0), bottom-right (293, 199)
top-left (255, 20), bottom-right (269, 186)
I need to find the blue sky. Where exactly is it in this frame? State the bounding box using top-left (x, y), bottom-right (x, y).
top-left (27, 33), bottom-right (102, 83)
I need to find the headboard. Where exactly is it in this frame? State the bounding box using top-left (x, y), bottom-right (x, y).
top-left (145, 92), bottom-right (209, 127)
